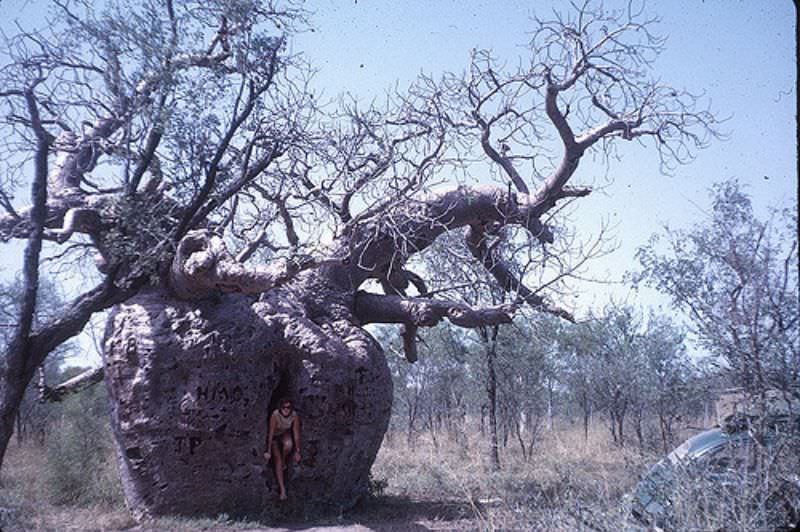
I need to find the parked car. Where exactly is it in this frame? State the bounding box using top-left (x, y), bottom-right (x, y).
top-left (628, 413), bottom-right (800, 531)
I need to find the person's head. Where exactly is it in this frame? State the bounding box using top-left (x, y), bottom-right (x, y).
top-left (278, 398), bottom-right (293, 414)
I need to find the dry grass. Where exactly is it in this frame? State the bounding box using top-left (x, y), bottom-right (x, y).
top-left (1, 422), bottom-right (657, 531)
top-left (369, 423), bottom-right (653, 530)
top-left (0, 442), bottom-right (134, 531)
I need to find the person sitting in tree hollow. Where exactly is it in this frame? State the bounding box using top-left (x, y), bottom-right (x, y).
top-left (264, 397), bottom-right (301, 500)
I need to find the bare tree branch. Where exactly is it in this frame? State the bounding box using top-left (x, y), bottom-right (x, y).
top-left (38, 366), bottom-right (104, 402)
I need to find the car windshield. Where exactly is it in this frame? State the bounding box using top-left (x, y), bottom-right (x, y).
top-left (666, 428), bottom-right (729, 465)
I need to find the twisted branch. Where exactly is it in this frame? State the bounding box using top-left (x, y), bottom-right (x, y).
top-left (354, 291), bottom-right (515, 361)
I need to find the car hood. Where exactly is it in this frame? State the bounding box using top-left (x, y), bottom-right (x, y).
top-left (630, 428), bottom-right (734, 525)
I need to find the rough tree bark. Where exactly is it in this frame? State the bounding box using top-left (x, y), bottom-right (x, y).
top-left (104, 285), bottom-right (392, 516)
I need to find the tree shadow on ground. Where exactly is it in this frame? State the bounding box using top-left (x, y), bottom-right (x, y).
top-left (270, 495), bottom-right (478, 531)
top-left (353, 495), bottom-right (477, 529)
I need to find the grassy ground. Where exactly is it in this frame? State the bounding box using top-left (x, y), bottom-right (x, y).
top-left (368, 425), bottom-right (653, 530)
top-left (0, 423), bottom-right (658, 531)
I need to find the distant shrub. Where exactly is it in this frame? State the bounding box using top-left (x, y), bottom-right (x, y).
top-left (44, 385), bottom-right (124, 507)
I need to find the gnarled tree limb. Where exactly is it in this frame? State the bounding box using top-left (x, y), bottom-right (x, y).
top-left (355, 291), bottom-right (516, 328)
top-left (466, 224), bottom-right (574, 322)
top-left (354, 290), bottom-right (515, 361)
top-left (169, 230), bottom-right (335, 300)
top-left (38, 366), bottom-right (105, 402)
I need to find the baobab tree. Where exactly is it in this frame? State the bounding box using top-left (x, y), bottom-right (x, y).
top-left (0, 0), bottom-right (718, 517)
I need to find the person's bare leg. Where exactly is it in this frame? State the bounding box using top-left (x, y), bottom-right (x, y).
top-left (277, 433), bottom-right (294, 500)
top-left (281, 432), bottom-right (293, 467)
top-left (272, 440), bottom-right (287, 500)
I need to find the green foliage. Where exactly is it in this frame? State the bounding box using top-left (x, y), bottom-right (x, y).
top-left (100, 193), bottom-right (177, 283)
top-left (382, 324), bottom-right (474, 443)
top-left (635, 179), bottom-right (800, 400)
top-left (44, 377), bottom-right (124, 507)
top-left (545, 303), bottom-right (698, 450)
top-left (379, 302), bottom-right (698, 455)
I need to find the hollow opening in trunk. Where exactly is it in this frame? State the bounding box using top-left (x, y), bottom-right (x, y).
top-left (267, 372), bottom-right (292, 415)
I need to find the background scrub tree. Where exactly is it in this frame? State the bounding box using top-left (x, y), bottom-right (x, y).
top-left (635, 180), bottom-right (799, 405)
top-left (0, 0), bottom-right (718, 516)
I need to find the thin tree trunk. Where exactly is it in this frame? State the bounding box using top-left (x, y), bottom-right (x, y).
top-left (0, 94), bottom-right (48, 475)
top-left (582, 397), bottom-right (590, 442)
top-left (427, 410), bottom-right (438, 450)
top-left (514, 418), bottom-right (528, 461)
top-left (485, 327), bottom-right (500, 471)
top-left (526, 411), bottom-right (541, 460)
top-left (0, 383), bottom-right (29, 473)
top-left (608, 411), bottom-right (619, 444)
top-left (501, 411), bottom-right (510, 448)
top-left (659, 412), bottom-right (670, 454)
top-left (634, 409), bottom-right (644, 450)
top-left (406, 397), bottom-right (418, 448)
top-left (617, 410), bottom-right (626, 448)
top-left (0, 271), bottom-right (141, 475)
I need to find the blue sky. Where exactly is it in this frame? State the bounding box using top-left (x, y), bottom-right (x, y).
top-left (294, 0), bottom-right (796, 308)
top-left (1, 0), bottom-right (796, 362)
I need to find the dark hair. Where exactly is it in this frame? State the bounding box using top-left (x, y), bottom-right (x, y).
top-left (278, 397), bottom-right (292, 408)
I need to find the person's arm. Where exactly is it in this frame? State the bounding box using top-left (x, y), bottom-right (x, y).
top-left (264, 413), bottom-right (276, 460)
top-left (292, 416), bottom-right (301, 462)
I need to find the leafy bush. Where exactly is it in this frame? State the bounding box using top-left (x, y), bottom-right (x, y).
top-left (44, 383), bottom-right (124, 507)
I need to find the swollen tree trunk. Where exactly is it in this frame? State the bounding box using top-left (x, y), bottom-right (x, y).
top-left (93, 181), bottom-right (571, 516)
top-left (103, 270), bottom-right (393, 518)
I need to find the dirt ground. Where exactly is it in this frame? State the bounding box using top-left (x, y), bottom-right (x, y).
top-left (12, 497), bottom-right (482, 532)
